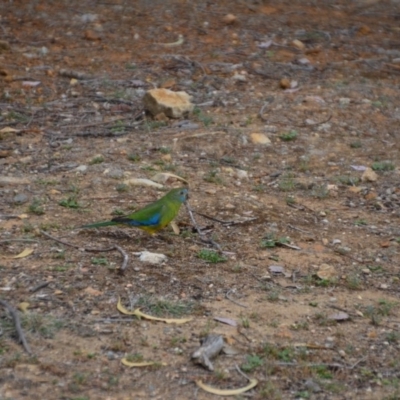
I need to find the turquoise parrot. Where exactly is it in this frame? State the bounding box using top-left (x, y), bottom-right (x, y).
top-left (81, 187), bottom-right (189, 234)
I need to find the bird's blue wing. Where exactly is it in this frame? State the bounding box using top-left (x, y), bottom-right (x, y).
top-left (113, 211), bottom-right (162, 228)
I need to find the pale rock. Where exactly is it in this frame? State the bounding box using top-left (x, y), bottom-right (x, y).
top-left (137, 251), bottom-right (167, 265)
top-left (361, 168), bottom-right (378, 182)
top-left (143, 88), bottom-right (194, 119)
top-left (236, 169), bottom-right (248, 179)
top-left (316, 263), bottom-right (337, 280)
top-left (75, 165), bottom-right (88, 173)
top-left (292, 39), bottom-right (305, 50)
top-left (249, 133), bottom-right (271, 145)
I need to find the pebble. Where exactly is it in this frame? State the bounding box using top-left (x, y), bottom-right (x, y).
top-left (13, 193), bottom-right (28, 204)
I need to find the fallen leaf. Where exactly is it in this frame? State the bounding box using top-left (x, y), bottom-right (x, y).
top-left (18, 302), bottom-right (30, 312)
top-left (151, 172), bottom-right (189, 185)
top-left (196, 378), bottom-right (258, 396)
top-left (0, 127), bottom-right (19, 133)
top-left (170, 220), bottom-right (180, 235)
top-left (83, 286), bottom-right (103, 296)
top-left (13, 248), bottom-right (34, 259)
top-left (121, 358), bottom-right (166, 368)
top-left (117, 297), bottom-right (192, 324)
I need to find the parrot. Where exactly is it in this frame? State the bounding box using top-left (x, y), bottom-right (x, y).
top-left (80, 187), bottom-right (189, 234)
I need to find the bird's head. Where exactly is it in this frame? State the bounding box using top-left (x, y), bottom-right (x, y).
top-left (169, 187), bottom-right (189, 203)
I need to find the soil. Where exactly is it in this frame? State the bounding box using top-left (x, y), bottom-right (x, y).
top-left (1, 1), bottom-right (400, 399)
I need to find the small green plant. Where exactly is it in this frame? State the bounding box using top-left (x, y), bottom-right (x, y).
top-left (91, 257), bottom-right (109, 265)
top-left (337, 175), bottom-right (360, 186)
top-left (345, 274), bottom-right (362, 290)
top-left (278, 173), bottom-right (296, 192)
top-left (252, 184), bottom-right (266, 192)
top-left (260, 233), bottom-right (290, 249)
top-left (59, 195), bottom-right (80, 209)
top-left (350, 140), bottom-right (362, 148)
top-left (386, 331), bottom-right (400, 343)
top-left (197, 249), bottom-right (227, 263)
top-left (125, 353), bottom-right (144, 363)
top-left (371, 161), bottom-right (395, 171)
top-left (28, 198), bottom-right (45, 215)
top-left (111, 208), bottom-right (125, 216)
top-left (203, 169), bottom-right (223, 185)
top-left (145, 120), bottom-right (167, 131)
top-left (115, 184), bottom-right (128, 193)
top-left (89, 155), bottom-right (104, 165)
top-left (311, 184), bottom-right (329, 199)
top-left (158, 146), bottom-right (171, 154)
top-left (22, 313), bottom-right (64, 339)
top-left (111, 120), bottom-right (126, 134)
top-left (241, 316), bottom-right (250, 328)
top-left (280, 130), bottom-right (298, 141)
top-left (193, 106), bottom-right (214, 127)
top-left (354, 219), bottom-right (367, 226)
top-left (313, 365), bottom-right (333, 379)
top-left (128, 153), bottom-right (140, 162)
top-left (241, 354), bottom-right (263, 373)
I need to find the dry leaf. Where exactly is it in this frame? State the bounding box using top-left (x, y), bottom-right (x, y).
top-left (117, 297), bottom-right (192, 324)
top-left (18, 302), bottom-right (30, 312)
top-left (151, 172), bottom-right (189, 185)
top-left (170, 220), bottom-right (180, 235)
top-left (121, 358), bottom-right (166, 368)
top-left (196, 378), bottom-right (258, 396)
top-left (13, 248), bottom-right (34, 259)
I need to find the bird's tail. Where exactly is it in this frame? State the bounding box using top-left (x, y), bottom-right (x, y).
top-left (80, 221), bottom-right (117, 229)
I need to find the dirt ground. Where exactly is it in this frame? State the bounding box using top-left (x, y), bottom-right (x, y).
top-left (1, 1), bottom-right (400, 399)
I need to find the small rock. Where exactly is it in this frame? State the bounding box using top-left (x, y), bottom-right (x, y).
top-left (104, 168), bottom-right (124, 179)
top-left (232, 72), bottom-right (246, 82)
top-left (380, 283), bottom-right (389, 290)
top-left (235, 169), bottom-right (248, 179)
top-left (13, 193), bottom-right (28, 204)
top-left (222, 13), bottom-right (237, 24)
top-left (304, 379), bottom-right (322, 393)
top-left (361, 168), bottom-right (378, 182)
top-left (332, 239), bottom-right (341, 245)
top-left (292, 39), bottom-right (305, 50)
top-left (339, 97), bottom-right (351, 105)
top-left (279, 78), bottom-right (291, 89)
top-left (143, 88), bottom-right (194, 119)
top-left (316, 263), bottom-right (337, 280)
top-left (75, 165), bottom-right (88, 173)
top-left (137, 251), bottom-right (167, 265)
top-left (249, 133), bottom-right (271, 145)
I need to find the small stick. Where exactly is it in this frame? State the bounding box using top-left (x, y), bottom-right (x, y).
top-left (194, 210), bottom-right (257, 226)
top-left (226, 289), bottom-right (247, 308)
top-left (184, 203), bottom-right (222, 251)
top-left (30, 281), bottom-right (50, 293)
top-left (0, 299), bottom-right (32, 355)
top-left (0, 239), bottom-right (39, 243)
top-left (40, 231), bottom-right (129, 273)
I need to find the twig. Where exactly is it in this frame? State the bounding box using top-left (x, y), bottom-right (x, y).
top-left (0, 299), bottom-right (32, 355)
top-left (226, 289), bottom-right (247, 308)
top-left (114, 245), bottom-right (129, 272)
top-left (0, 239), bottom-right (40, 244)
top-left (287, 224), bottom-right (311, 234)
top-left (235, 364), bottom-right (252, 382)
top-left (193, 210), bottom-right (257, 226)
top-left (184, 203), bottom-right (222, 250)
top-left (30, 281), bottom-right (50, 293)
top-left (40, 230), bottom-right (129, 273)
